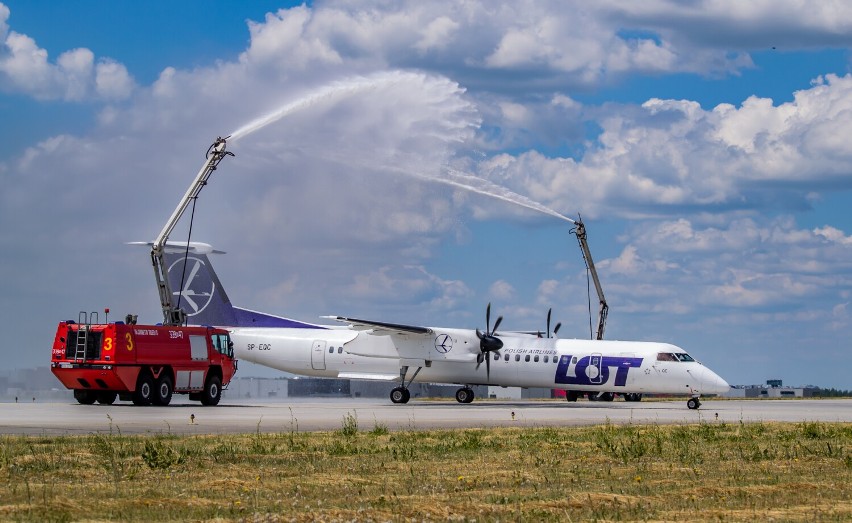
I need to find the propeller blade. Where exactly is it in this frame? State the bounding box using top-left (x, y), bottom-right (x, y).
top-left (486, 352), bottom-right (491, 381)
top-left (547, 308), bottom-right (552, 338)
top-left (476, 328), bottom-right (484, 340)
top-left (486, 303), bottom-right (492, 333)
top-left (492, 315), bottom-right (503, 335)
top-left (554, 322), bottom-right (562, 336)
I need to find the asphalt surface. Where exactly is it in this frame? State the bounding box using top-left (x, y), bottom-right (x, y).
top-left (1, 398), bottom-right (849, 435)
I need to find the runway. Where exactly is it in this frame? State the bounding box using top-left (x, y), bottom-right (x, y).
top-left (1, 397), bottom-right (850, 435)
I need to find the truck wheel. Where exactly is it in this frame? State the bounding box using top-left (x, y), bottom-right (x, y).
top-left (132, 373), bottom-right (154, 406)
top-left (153, 375), bottom-right (173, 406)
top-left (74, 389), bottom-right (97, 405)
top-left (97, 392), bottom-right (117, 405)
top-left (200, 375), bottom-right (222, 406)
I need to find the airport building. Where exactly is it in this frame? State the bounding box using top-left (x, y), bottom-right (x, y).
top-left (722, 380), bottom-right (818, 398)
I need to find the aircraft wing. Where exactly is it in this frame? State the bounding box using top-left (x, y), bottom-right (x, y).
top-left (322, 316), bottom-right (433, 336)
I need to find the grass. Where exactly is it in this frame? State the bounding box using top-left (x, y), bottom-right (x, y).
top-left (0, 421), bottom-right (850, 521)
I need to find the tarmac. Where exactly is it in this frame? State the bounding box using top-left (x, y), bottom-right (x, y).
top-left (1, 397), bottom-right (850, 435)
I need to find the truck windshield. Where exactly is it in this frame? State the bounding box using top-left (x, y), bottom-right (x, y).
top-left (213, 334), bottom-right (233, 357)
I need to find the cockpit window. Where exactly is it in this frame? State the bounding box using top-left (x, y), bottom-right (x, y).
top-left (657, 352), bottom-right (695, 362)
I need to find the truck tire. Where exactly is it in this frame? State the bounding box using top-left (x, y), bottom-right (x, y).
top-left (200, 375), bottom-right (222, 406)
top-left (74, 389), bottom-right (97, 405)
top-left (97, 392), bottom-right (117, 405)
top-left (152, 375), bottom-right (173, 406)
top-left (132, 372), bottom-right (154, 406)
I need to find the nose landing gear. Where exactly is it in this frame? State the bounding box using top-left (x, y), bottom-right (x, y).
top-left (687, 396), bottom-right (701, 410)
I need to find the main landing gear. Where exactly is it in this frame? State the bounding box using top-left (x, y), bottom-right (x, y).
top-left (390, 386), bottom-right (410, 404)
top-left (687, 396), bottom-right (702, 410)
top-left (455, 387), bottom-right (475, 404)
top-left (389, 364), bottom-right (424, 404)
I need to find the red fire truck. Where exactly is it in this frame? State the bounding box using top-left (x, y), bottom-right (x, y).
top-left (51, 312), bottom-right (238, 406)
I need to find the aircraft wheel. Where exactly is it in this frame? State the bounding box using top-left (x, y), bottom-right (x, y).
top-left (132, 372), bottom-right (154, 406)
top-left (455, 387), bottom-right (475, 404)
top-left (565, 390), bottom-right (580, 402)
top-left (687, 397), bottom-right (701, 410)
top-left (624, 393), bottom-right (642, 402)
top-left (390, 387), bottom-right (409, 404)
top-left (97, 392), bottom-right (117, 405)
top-left (74, 390), bottom-right (97, 405)
top-left (153, 375), bottom-right (173, 406)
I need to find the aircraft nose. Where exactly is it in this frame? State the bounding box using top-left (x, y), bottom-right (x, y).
top-left (703, 369), bottom-right (730, 395)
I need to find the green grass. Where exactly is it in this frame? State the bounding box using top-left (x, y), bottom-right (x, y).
top-left (1, 421), bottom-right (850, 521)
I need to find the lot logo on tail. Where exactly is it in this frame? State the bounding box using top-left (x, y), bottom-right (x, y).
top-left (167, 256), bottom-right (215, 316)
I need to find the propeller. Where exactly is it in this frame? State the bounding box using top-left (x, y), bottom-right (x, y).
top-left (475, 303), bottom-right (504, 381)
top-left (546, 308), bottom-right (562, 338)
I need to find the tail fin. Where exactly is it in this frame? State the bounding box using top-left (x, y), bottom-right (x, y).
top-left (130, 241), bottom-right (324, 329)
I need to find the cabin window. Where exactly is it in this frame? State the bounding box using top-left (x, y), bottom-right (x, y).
top-left (524, 355), bottom-right (530, 362)
top-left (657, 352), bottom-right (677, 362)
top-left (329, 347), bottom-right (334, 354)
top-left (338, 347), bottom-right (343, 354)
top-left (504, 354), bottom-right (510, 361)
top-left (515, 355), bottom-right (521, 362)
top-left (543, 355), bottom-right (549, 363)
top-left (534, 355), bottom-right (540, 362)
top-left (572, 357), bottom-right (577, 364)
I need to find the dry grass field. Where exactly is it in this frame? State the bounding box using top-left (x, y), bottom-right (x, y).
top-left (1, 417), bottom-right (850, 521)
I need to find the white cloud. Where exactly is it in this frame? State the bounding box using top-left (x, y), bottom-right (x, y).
top-left (0, 2), bottom-right (134, 101)
top-left (489, 279), bottom-right (515, 300)
top-left (415, 16), bottom-right (459, 53)
top-left (477, 74), bottom-right (852, 220)
top-left (95, 59), bottom-right (134, 100)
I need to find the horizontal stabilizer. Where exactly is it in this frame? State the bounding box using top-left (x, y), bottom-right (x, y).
top-left (127, 241), bottom-right (226, 255)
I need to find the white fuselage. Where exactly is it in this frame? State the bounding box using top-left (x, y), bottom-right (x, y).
top-left (230, 326), bottom-right (730, 396)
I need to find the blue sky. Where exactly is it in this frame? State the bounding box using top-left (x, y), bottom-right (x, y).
top-left (2, 1), bottom-right (852, 388)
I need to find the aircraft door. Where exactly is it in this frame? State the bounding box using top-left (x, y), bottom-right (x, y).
top-left (311, 340), bottom-right (326, 370)
top-left (587, 353), bottom-right (604, 384)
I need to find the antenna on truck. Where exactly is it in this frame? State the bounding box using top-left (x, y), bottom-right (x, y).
top-left (151, 137), bottom-right (234, 325)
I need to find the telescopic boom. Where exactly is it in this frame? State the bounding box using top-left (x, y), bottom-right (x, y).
top-left (572, 219), bottom-right (609, 340)
top-left (152, 137), bottom-right (233, 325)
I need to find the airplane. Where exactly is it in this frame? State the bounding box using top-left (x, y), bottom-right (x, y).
top-left (147, 242), bottom-right (731, 410)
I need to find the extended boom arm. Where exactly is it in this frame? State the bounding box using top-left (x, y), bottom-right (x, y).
top-left (572, 219), bottom-right (608, 340)
top-left (152, 137), bottom-right (233, 325)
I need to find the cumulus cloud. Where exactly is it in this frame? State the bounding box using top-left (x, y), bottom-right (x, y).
top-left (489, 280), bottom-right (515, 301)
top-left (599, 217), bottom-right (852, 315)
top-left (475, 74), bottom-right (852, 220)
top-left (0, 2), bottom-right (134, 101)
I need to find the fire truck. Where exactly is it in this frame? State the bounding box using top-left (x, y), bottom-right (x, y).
top-left (51, 311), bottom-right (238, 406)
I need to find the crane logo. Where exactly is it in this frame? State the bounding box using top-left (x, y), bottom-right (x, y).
top-left (434, 334), bottom-right (453, 353)
top-left (167, 256), bottom-right (216, 316)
